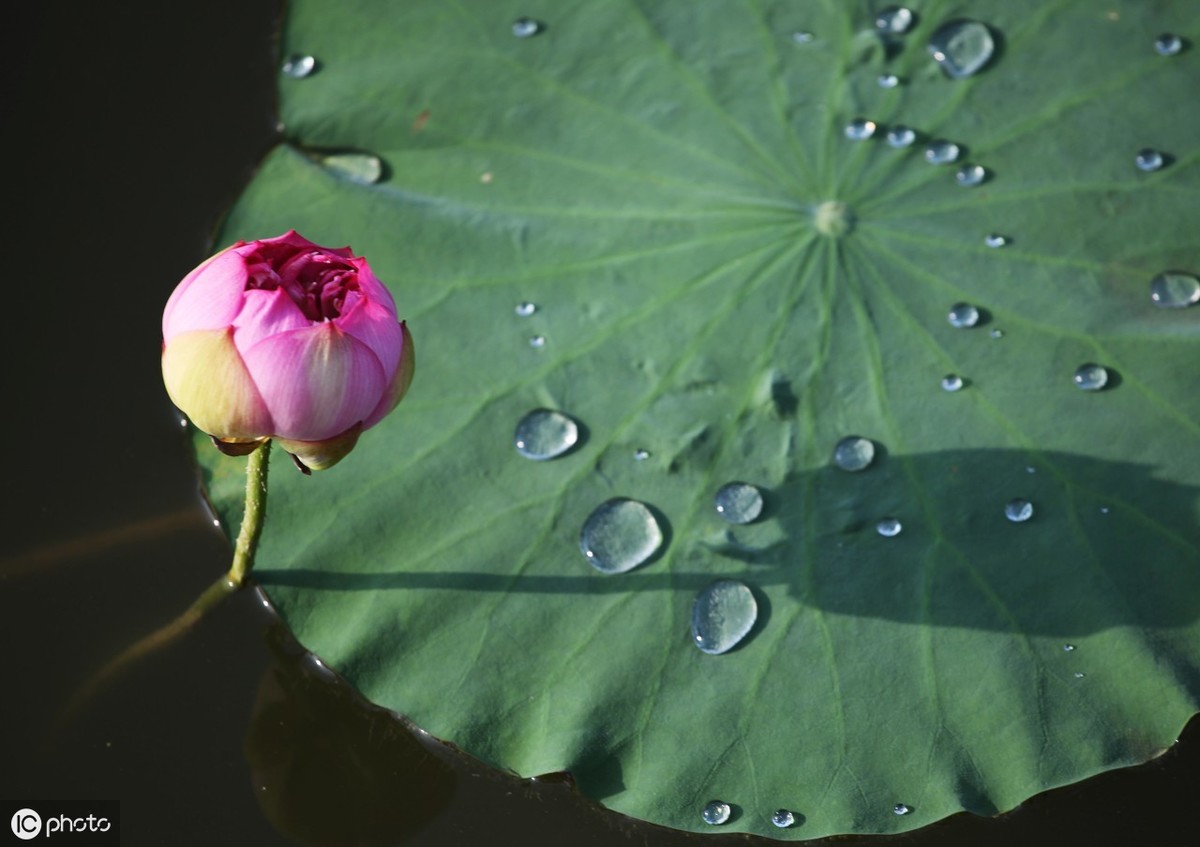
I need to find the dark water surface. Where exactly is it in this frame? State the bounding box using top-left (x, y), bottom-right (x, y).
top-left (1, 3), bottom-right (1196, 845)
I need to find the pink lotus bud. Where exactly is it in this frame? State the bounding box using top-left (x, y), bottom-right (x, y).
top-left (162, 231), bottom-right (414, 471)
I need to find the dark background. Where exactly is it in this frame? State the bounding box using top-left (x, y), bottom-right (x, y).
top-left (1, 2), bottom-right (1196, 845)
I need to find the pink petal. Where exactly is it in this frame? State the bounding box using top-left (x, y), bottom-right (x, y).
top-left (335, 296), bottom-right (403, 382)
top-left (162, 328), bottom-right (274, 438)
top-left (162, 248), bottom-right (249, 341)
top-left (241, 322), bottom-right (386, 442)
top-left (232, 287), bottom-right (310, 353)
top-left (351, 258), bottom-right (397, 313)
top-left (262, 229), bottom-right (354, 259)
top-left (364, 321), bottom-right (415, 429)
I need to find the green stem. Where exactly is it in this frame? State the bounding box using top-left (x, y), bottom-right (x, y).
top-left (229, 439), bottom-right (271, 585)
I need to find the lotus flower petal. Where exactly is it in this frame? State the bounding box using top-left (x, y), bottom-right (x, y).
top-left (162, 328), bottom-right (273, 438)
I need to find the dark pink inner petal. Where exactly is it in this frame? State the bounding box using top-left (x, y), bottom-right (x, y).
top-left (242, 240), bottom-right (361, 323)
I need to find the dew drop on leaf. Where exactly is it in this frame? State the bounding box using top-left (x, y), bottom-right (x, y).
top-left (691, 579), bottom-right (758, 655)
top-left (512, 17), bottom-right (542, 37)
top-left (1149, 271), bottom-right (1200, 308)
top-left (984, 234), bottom-right (1008, 248)
top-left (1005, 498), bottom-right (1035, 523)
top-left (1073, 363), bottom-right (1109, 391)
top-left (791, 30), bottom-right (815, 44)
top-left (633, 448), bottom-right (651, 461)
top-left (878, 73), bottom-right (901, 88)
top-left (876, 517), bottom-right (903, 537)
top-left (928, 19), bottom-right (996, 78)
top-left (771, 809), bottom-right (796, 828)
top-left (320, 152), bottom-right (383, 185)
top-left (281, 54), bottom-right (317, 78)
top-left (941, 374), bottom-right (964, 392)
top-left (876, 7), bottom-right (915, 35)
top-left (845, 118), bottom-right (878, 140)
top-left (833, 435), bottom-right (876, 471)
top-left (1135, 148), bottom-right (1166, 172)
top-left (714, 482), bottom-right (764, 525)
top-left (513, 409), bottom-right (578, 460)
top-left (514, 301), bottom-right (537, 316)
top-left (955, 163), bottom-right (987, 187)
top-left (947, 302), bottom-right (980, 328)
top-left (887, 126), bottom-right (916, 147)
top-left (529, 335), bottom-right (546, 348)
top-left (1154, 33), bottom-right (1183, 56)
top-left (924, 139), bottom-right (960, 164)
top-left (990, 328), bottom-right (1005, 339)
top-left (893, 803), bottom-right (912, 816)
top-left (701, 801), bottom-right (731, 825)
top-left (580, 498), bottom-right (663, 574)
top-left (1064, 644), bottom-right (1077, 652)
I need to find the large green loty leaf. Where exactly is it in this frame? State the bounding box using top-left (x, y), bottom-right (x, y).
top-left (199, 0), bottom-right (1200, 838)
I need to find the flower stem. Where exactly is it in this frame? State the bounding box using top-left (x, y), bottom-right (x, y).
top-left (229, 439), bottom-right (271, 585)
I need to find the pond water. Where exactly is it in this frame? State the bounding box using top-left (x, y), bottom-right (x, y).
top-left (1, 2), bottom-right (1196, 845)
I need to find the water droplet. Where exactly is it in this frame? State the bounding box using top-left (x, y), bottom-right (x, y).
top-left (894, 803), bottom-right (912, 816)
top-left (845, 118), bottom-right (878, 140)
top-left (833, 435), bottom-right (876, 472)
top-left (1005, 498), bottom-right (1034, 523)
top-left (714, 482), bottom-right (764, 525)
top-left (792, 31), bottom-right (815, 44)
top-left (512, 17), bottom-right (542, 37)
top-left (876, 517), bottom-right (903, 537)
top-left (878, 73), bottom-right (901, 88)
top-left (321, 152), bottom-right (383, 185)
top-left (941, 374), bottom-right (964, 392)
top-left (1073, 363), bottom-right (1109, 391)
top-left (692, 579), bottom-right (758, 655)
top-left (580, 498), bottom-right (663, 574)
top-left (529, 335), bottom-right (546, 348)
top-left (887, 126), bottom-right (916, 148)
top-left (515, 301), bottom-right (537, 316)
top-left (985, 234), bottom-right (1008, 248)
top-left (771, 809), bottom-right (796, 829)
top-left (1074, 672), bottom-right (1086, 679)
top-left (989, 328), bottom-right (1005, 339)
top-left (281, 54), bottom-right (316, 78)
top-left (701, 801), bottom-right (731, 825)
top-left (928, 20), bottom-right (996, 78)
top-left (1149, 271), bottom-right (1200, 308)
top-left (947, 302), bottom-right (980, 328)
top-left (924, 139), bottom-right (960, 164)
top-left (1026, 466), bottom-right (1036, 474)
top-left (1063, 643), bottom-right (1076, 652)
top-left (1154, 33), bottom-right (1183, 56)
top-left (633, 448), bottom-right (651, 461)
top-left (1135, 148), bottom-right (1165, 172)
top-left (514, 409), bottom-right (579, 460)
top-left (955, 163), bottom-right (987, 187)
top-left (1099, 506), bottom-right (1110, 515)
top-left (876, 6), bottom-right (915, 35)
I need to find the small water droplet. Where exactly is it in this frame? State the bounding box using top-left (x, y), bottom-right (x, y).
top-left (1063, 643), bottom-right (1076, 652)
top-left (1149, 271), bottom-right (1200, 308)
top-left (928, 19), bottom-right (996, 78)
top-left (1074, 672), bottom-right (1086, 679)
top-left (515, 301), bottom-right (537, 316)
top-left (634, 448), bottom-right (651, 461)
top-left (1154, 33), bottom-right (1183, 56)
top-left (321, 152), bottom-right (383, 185)
top-left (1135, 148), bottom-right (1165, 172)
top-left (876, 517), bottom-right (903, 537)
top-left (514, 409), bottom-right (579, 460)
top-left (1005, 498), bottom-right (1034, 523)
top-left (947, 302), bottom-right (980, 328)
top-left (692, 579), bottom-right (758, 655)
top-left (580, 498), bottom-right (663, 574)
top-left (1073, 363), bottom-right (1109, 391)
top-left (701, 801), bottom-right (731, 825)
top-left (955, 163), bottom-right (987, 187)
top-left (984, 234), bottom-right (1008, 248)
top-left (894, 803), bottom-right (912, 816)
top-left (876, 6), bottom-right (915, 35)
top-left (1099, 506), bottom-right (1110, 515)
top-left (878, 73), bottom-right (901, 88)
top-left (771, 809), bottom-right (796, 829)
top-left (989, 328), bottom-right (1004, 339)
top-left (529, 335), bottom-right (546, 348)
top-left (924, 139), bottom-right (960, 164)
top-left (833, 435), bottom-right (876, 471)
top-left (887, 126), bottom-right (916, 147)
top-left (281, 54), bottom-right (316, 78)
top-left (792, 30), bottom-right (815, 44)
top-left (845, 118), bottom-right (878, 140)
top-left (714, 482), bottom-right (764, 525)
top-left (941, 374), bottom-right (964, 392)
top-left (512, 17), bottom-right (542, 37)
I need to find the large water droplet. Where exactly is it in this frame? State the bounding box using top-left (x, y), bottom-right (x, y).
top-left (984, 234), bottom-right (1009, 248)
top-left (281, 54), bottom-right (317, 78)
top-left (321, 152), bottom-right (383, 185)
top-left (833, 435), bottom-right (876, 471)
top-left (876, 517), bottom-right (903, 537)
top-left (928, 20), bottom-right (996, 78)
top-left (876, 6), bottom-right (915, 34)
top-left (701, 801), bottom-right (731, 825)
top-left (894, 803), bottom-right (912, 816)
top-left (1135, 148), bottom-right (1165, 172)
top-left (1073, 363), bottom-right (1109, 391)
top-left (887, 126), bottom-right (917, 148)
top-left (512, 17), bottom-right (542, 37)
top-left (1005, 498), bottom-right (1034, 523)
top-left (514, 409), bottom-right (578, 460)
top-left (692, 579), bottom-right (758, 655)
top-left (515, 301), bottom-right (537, 317)
top-left (924, 139), bottom-right (960, 164)
top-left (1154, 33), bottom-right (1183, 56)
top-left (580, 499), bottom-right (663, 574)
top-left (955, 163), bottom-right (987, 187)
top-left (714, 482), bottom-right (764, 525)
top-left (947, 302), bottom-right (980, 328)
top-left (941, 374), bottom-right (964, 392)
top-left (1149, 271), bottom-right (1200, 308)
top-left (878, 73), bottom-right (901, 88)
top-left (771, 809), bottom-right (796, 829)
top-left (845, 118), bottom-right (878, 140)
